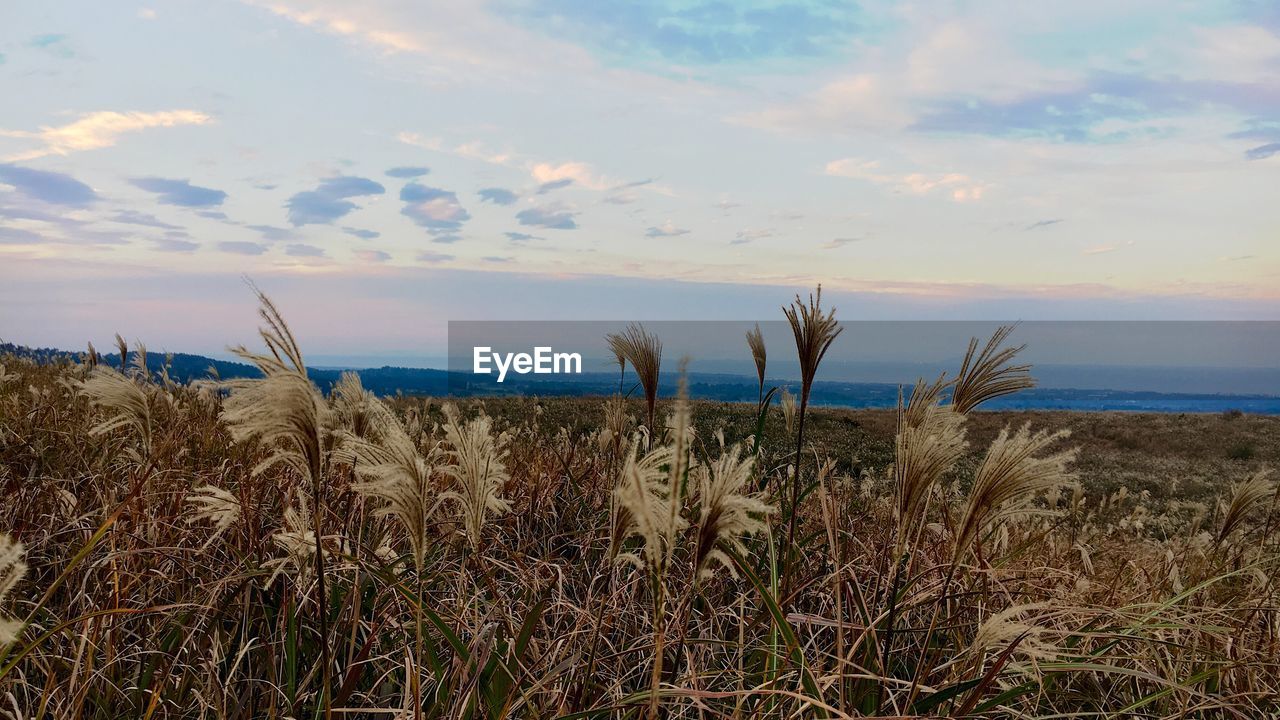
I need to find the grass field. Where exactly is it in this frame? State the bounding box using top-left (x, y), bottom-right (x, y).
top-left (0, 292), bottom-right (1277, 718)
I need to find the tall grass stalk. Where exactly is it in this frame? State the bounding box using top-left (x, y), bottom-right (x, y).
top-left (781, 286), bottom-right (841, 594)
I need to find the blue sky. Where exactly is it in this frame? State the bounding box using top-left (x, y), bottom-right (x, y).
top-left (0, 0), bottom-right (1278, 358)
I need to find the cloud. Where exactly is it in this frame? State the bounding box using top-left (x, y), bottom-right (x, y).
top-left (131, 177), bottom-right (227, 207)
top-left (0, 110), bottom-right (212, 162)
top-left (242, 225), bottom-right (294, 241)
top-left (400, 183), bottom-right (470, 233)
top-left (499, 0), bottom-right (858, 66)
top-left (29, 33), bottom-right (74, 59)
top-left (530, 162), bottom-right (612, 191)
top-left (218, 241), bottom-right (268, 255)
top-left (286, 175), bottom-right (385, 226)
top-left (1082, 245), bottom-right (1117, 255)
top-left (1245, 143), bottom-right (1280, 160)
top-left (430, 233), bottom-right (463, 244)
top-left (417, 251), bottom-right (454, 263)
top-left (714, 198), bottom-right (741, 211)
top-left (285, 243), bottom-right (326, 257)
top-left (1025, 219), bottom-right (1064, 230)
top-left (645, 221), bottom-right (690, 237)
top-left (357, 249), bottom-right (392, 262)
top-left (516, 202), bottom-right (578, 229)
top-left (256, 3), bottom-right (424, 53)
top-left (602, 191), bottom-right (640, 205)
top-left (825, 158), bottom-right (988, 202)
top-left (483, 255), bottom-right (512, 263)
top-left (822, 237), bottom-right (861, 249)
top-left (732, 228), bottom-right (774, 244)
top-left (478, 187), bottom-right (519, 205)
top-left (196, 210), bottom-right (229, 220)
top-left (0, 226), bottom-right (43, 244)
top-left (909, 72), bottom-right (1280, 142)
top-left (109, 210), bottom-right (182, 230)
top-left (505, 231), bottom-right (541, 242)
top-left (537, 178), bottom-right (574, 194)
top-left (343, 226), bottom-right (381, 239)
top-left (153, 237), bottom-right (199, 252)
top-left (386, 166), bottom-right (430, 178)
top-left (0, 164), bottom-right (98, 206)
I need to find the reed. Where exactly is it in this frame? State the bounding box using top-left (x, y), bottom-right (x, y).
top-left (607, 323), bottom-right (663, 436)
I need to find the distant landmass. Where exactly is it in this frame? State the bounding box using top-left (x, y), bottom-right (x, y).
top-left (5, 342), bottom-right (1278, 413)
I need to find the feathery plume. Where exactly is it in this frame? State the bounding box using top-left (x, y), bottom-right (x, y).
top-left (85, 341), bottom-right (99, 370)
top-left (1217, 470), bottom-right (1275, 546)
top-left (0, 534), bottom-right (27, 645)
top-left (783, 286), bottom-right (842, 407)
top-left (746, 324), bottom-right (767, 400)
top-left (345, 396), bottom-right (443, 570)
top-left (331, 371), bottom-right (390, 444)
top-left (131, 341), bottom-right (149, 380)
top-left (439, 405), bottom-right (511, 553)
top-left (951, 325), bottom-right (1034, 414)
top-left (609, 437), bottom-right (674, 562)
top-left (968, 603), bottom-right (1058, 673)
top-left (606, 324), bottom-right (663, 434)
top-left (114, 333), bottom-right (128, 373)
top-left (267, 490), bottom-right (320, 585)
top-left (893, 401), bottom-right (967, 553)
top-left (693, 444), bottom-right (775, 580)
top-left (186, 485), bottom-right (242, 540)
top-left (217, 289), bottom-right (330, 485)
top-left (613, 375), bottom-right (693, 574)
top-left (953, 425), bottom-right (1076, 563)
top-left (78, 367), bottom-right (153, 457)
top-left (780, 387), bottom-right (796, 435)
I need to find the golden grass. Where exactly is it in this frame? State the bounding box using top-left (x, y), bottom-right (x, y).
top-left (0, 292), bottom-right (1277, 718)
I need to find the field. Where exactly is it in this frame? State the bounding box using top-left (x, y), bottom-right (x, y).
top-left (0, 292), bottom-right (1277, 718)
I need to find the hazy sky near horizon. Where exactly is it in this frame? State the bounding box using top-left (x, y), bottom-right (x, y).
top-left (2, 1), bottom-right (1279, 357)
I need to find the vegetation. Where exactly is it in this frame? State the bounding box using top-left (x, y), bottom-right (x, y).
top-left (0, 289), bottom-right (1277, 718)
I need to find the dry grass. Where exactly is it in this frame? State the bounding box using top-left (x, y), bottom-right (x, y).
top-left (0, 293), bottom-right (1278, 718)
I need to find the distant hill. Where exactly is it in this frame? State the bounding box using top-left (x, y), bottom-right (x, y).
top-left (3, 342), bottom-right (1278, 413)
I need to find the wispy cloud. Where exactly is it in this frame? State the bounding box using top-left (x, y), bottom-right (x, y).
top-left (417, 251), bottom-right (454, 263)
top-left (0, 164), bottom-right (97, 206)
top-left (356, 249), bottom-right (391, 262)
top-left (131, 177), bottom-right (227, 207)
top-left (822, 237), bottom-right (861, 249)
top-left (153, 236), bottom-right (198, 252)
top-left (645, 220), bottom-right (689, 237)
top-left (217, 240), bottom-right (268, 255)
top-left (286, 175), bottom-right (384, 226)
top-left (1245, 143), bottom-right (1280, 160)
top-left (478, 187), bottom-right (519, 205)
top-left (516, 202), bottom-right (578, 229)
top-left (386, 166), bottom-right (429, 178)
top-left (247, 224), bottom-right (296, 241)
top-left (1, 110), bottom-right (212, 162)
top-left (537, 178), bottom-right (574, 194)
top-left (342, 226), bottom-right (380, 239)
top-left (109, 210), bottom-right (182, 230)
top-left (1026, 219), bottom-right (1064, 231)
top-left (825, 158), bottom-right (988, 202)
top-left (286, 243), bottom-right (326, 257)
top-left (732, 228), bottom-right (774, 244)
top-left (400, 183), bottom-right (470, 234)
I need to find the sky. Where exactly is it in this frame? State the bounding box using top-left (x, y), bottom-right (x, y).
top-left (1, 0), bottom-right (1278, 360)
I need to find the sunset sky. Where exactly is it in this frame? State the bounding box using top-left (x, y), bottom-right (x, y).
top-left (2, 1), bottom-right (1278, 360)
